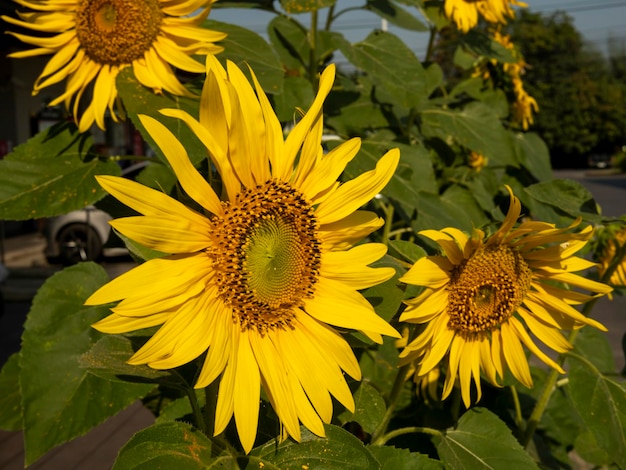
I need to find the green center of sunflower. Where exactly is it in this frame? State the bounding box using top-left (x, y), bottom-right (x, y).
top-left (76, 0), bottom-right (163, 66)
top-left (447, 245), bottom-right (532, 335)
top-left (212, 180), bottom-right (321, 334)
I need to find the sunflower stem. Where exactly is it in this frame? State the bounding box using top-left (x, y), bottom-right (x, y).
top-left (186, 386), bottom-right (207, 435)
top-left (204, 381), bottom-right (218, 439)
top-left (374, 426), bottom-right (443, 446)
top-left (509, 385), bottom-right (523, 434)
top-left (381, 202), bottom-right (394, 246)
top-left (371, 364), bottom-right (411, 445)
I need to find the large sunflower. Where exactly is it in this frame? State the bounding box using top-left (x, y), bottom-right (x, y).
top-left (85, 59), bottom-right (400, 452)
top-left (399, 187), bottom-right (611, 408)
top-left (2, 0), bottom-right (225, 132)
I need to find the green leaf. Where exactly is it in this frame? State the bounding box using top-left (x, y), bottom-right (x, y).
top-left (115, 69), bottom-right (206, 167)
top-left (366, 0), bottom-right (428, 32)
top-left (0, 123), bottom-right (120, 220)
top-left (369, 445), bottom-right (443, 469)
top-left (434, 408), bottom-right (539, 470)
top-left (79, 335), bottom-right (171, 384)
top-left (511, 132), bottom-right (552, 182)
top-left (388, 240), bottom-right (426, 265)
top-left (573, 327), bottom-right (616, 374)
top-left (268, 15), bottom-right (308, 73)
top-left (19, 263), bottom-right (156, 465)
top-left (280, 0), bottom-right (336, 13)
top-left (568, 353), bottom-right (626, 469)
top-left (154, 391), bottom-right (205, 425)
top-left (249, 423), bottom-right (380, 469)
top-left (206, 20), bottom-right (284, 94)
top-left (0, 353), bottom-right (22, 431)
top-left (462, 30), bottom-right (516, 63)
top-left (362, 254), bottom-right (407, 323)
top-left (113, 421), bottom-right (227, 469)
top-left (273, 76), bottom-right (315, 122)
top-left (412, 191), bottom-right (477, 232)
top-left (441, 185), bottom-right (490, 229)
top-left (339, 31), bottom-right (428, 110)
top-left (337, 382), bottom-right (386, 434)
top-left (574, 429), bottom-right (612, 466)
top-left (343, 140), bottom-right (436, 219)
top-left (324, 75), bottom-right (393, 136)
top-left (524, 179), bottom-right (601, 223)
top-left (421, 102), bottom-right (515, 167)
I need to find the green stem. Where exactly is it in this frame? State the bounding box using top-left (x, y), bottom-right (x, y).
top-left (371, 364), bottom-right (410, 444)
top-left (424, 25), bottom-right (437, 63)
top-left (324, 3), bottom-right (335, 30)
top-left (204, 381), bottom-right (219, 438)
top-left (187, 387), bottom-right (207, 435)
top-left (509, 385), bottom-right (523, 434)
top-left (375, 426), bottom-right (443, 446)
top-left (381, 202), bottom-right (394, 246)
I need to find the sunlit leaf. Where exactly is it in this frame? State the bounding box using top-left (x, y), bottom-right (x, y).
top-left (280, 0), bottom-right (336, 13)
top-left (249, 424), bottom-right (379, 469)
top-left (207, 20), bottom-right (284, 94)
top-left (113, 421), bottom-right (228, 469)
top-left (0, 123), bottom-right (120, 220)
top-left (369, 445), bottom-right (443, 469)
top-left (19, 263), bottom-right (156, 465)
top-left (338, 382), bottom-right (386, 435)
top-left (568, 353), bottom-right (626, 469)
top-left (339, 31), bottom-right (428, 110)
top-left (434, 408), bottom-right (539, 470)
top-left (524, 179), bottom-right (602, 223)
top-left (421, 102), bottom-right (515, 167)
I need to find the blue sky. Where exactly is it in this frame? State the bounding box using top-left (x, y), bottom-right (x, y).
top-left (210, 0), bottom-right (626, 58)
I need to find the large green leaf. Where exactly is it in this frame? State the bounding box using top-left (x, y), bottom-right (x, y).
top-left (0, 353), bottom-right (22, 431)
top-left (113, 421), bottom-right (229, 469)
top-left (369, 445), bottom-right (443, 469)
top-left (339, 31), bottom-right (428, 110)
top-left (421, 102), bottom-right (515, 167)
top-left (273, 76), bottom-right (315, 122)
top-left (461, 30), bottom-right (516, 63)
top-left (434, 408), bottom-right (539, 470)
top-left (573, 327), bottom-right (616, 374)
top-left (206, 20), bottom-right (284, 94)
top-left (248, 424), bottom-right (380, 469)
top-left (0, 123), bottom-right (120, 220)
top-left (268, 15), bottom-right (309, 73)
top-left (366, 0), bottom-right (428, 32)
top-left (511, 132), bottom-right (552, 182)
top-left (524, 179), bottom-right (602, 224)
top-left (338, 382), bottom-right (386, 434)
top-left (19, 263), bottom-right (156, 465)
top-left (568, 353), bottom-right (626, 469)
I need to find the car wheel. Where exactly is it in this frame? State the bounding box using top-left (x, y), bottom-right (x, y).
top-left (57, 223), bottom-right (103, 265)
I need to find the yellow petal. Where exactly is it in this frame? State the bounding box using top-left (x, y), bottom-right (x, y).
top-left (400, 255), bottom-right (452, 288)
top-left (501, 321), bottom-right (533, 388)
top-left (305, 277), bottom-right (400, 339)
top-left (233, 330), bottom-right (261, 454)
top-left (138, 115), bottom-right (223, 216)
top-left (315, 149), bottom-right (400, 225)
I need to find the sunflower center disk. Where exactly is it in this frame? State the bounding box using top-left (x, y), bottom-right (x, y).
top-left (213, 181), bottom-right (321, 334)
top-left (76, 0), bottom-right (163, 65)
top-left (447, 245), bottom-right (532, 335)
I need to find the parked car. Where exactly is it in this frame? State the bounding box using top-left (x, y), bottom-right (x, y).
top-left (45, 162), bottom-right (148, 265)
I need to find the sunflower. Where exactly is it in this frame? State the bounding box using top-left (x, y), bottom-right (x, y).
top-left (399, 187), bottom-right (611, 408)
top-left (443, 0), bottom-right (525, 33)
top-left (598, 225), bottom-right (626, 291)
top-left (2, 0), bottom-right (225, 132)
top-left (84, 59), bottom-right (400, 452)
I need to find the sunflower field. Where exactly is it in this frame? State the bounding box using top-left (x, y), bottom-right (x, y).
top-left (1, 0), bottom-right (625, 468)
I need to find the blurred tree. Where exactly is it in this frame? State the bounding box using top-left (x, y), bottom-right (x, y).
top-left (509, 10), bottom-right (626, 168)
